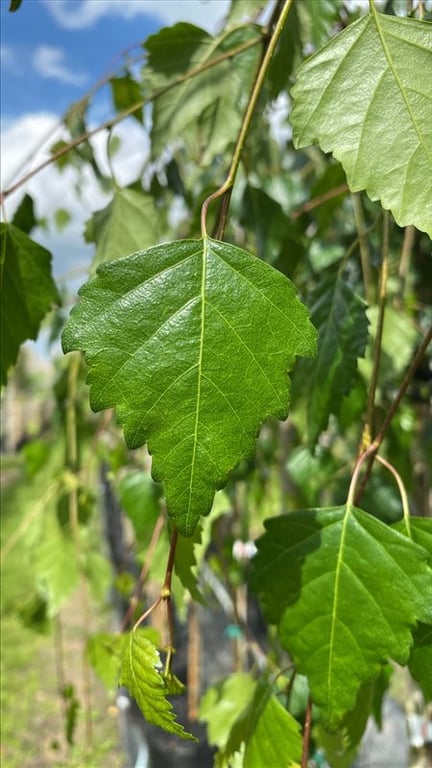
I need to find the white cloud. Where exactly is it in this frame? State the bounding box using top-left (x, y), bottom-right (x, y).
top-left (43, 0), bottom-right (230, 33)
top-left (1, 112), bottom-right (152, 281)
top-left (0, 45), bottom-right (17, 69)
top-left (32, 45), bottom-right (87, 86)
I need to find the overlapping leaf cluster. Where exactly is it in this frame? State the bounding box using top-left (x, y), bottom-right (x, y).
top-left (2, 0), bottom-right (431, 764)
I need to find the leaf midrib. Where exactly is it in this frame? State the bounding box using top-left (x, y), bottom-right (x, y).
top-left (185, 236), bottom-right (208, 531)
top-left (371, 10), bottom-right (432, 164)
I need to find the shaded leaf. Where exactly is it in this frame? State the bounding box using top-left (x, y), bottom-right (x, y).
top-left (291, 12), bottom-right (432, 235)
top-left (12, 194), bottom-right (37, 234)
top-left (120, 631), bottom-right (196, 740)
top-left (240, 186), bottom-right (305, 272)
top-left (84, 187), bottom-right (159, 270)
top-left (62, 237), bottom-right (316, 536)
top-left (200, 673), bottom-right (301, 767)
top-left (200, 672), bottom-right (256, 756)
top-left (0, 223), bottom-right (60, 386)
top-left (293, 271), bottom-right (369, 448)
top-left (243, 682), bottom-right (302, 767)
top-left (36, 515), bottom-right (79, 615)
top-left (250, 506), bottom-right (432, 726)
top-left (145, 23), bottom-right (261, 163)
top-left (9, 0), bottom-right (23, 10)
top-left (408, 623), bottom-right (432, 701)
top-left (117, 470), bottom-right (161, 545)
top-left (175, 490), bottom-right (231, 603)
top-left (110, 75), bottom-right (143, 123)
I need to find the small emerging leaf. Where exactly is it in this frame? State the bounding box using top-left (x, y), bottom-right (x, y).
top-left (120, 631), bottom-right (196, 740)
top-left (62, 237), bottom-right (316, 536)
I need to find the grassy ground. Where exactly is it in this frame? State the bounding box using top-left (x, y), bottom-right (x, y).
top-left (1, 453), bottom-right (125, 768)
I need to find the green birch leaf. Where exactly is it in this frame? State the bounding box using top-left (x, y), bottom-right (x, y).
top-left (408, 622), bottom-right (432, 701)
top-left (243, 683), bottom-right (302, 768)
top-left (84, 188), bottom-right (159, 270)
top-left (12, 194), bottom-right (37, 234)
top-left (110, 75), bottom-right (143, 123)
top-left (145, 23), bottom-right (261, 163)
top-left (120, 631), bottom-right (196, 740)
top-left (117, 470), bottom-right (162, 545)
top-left (36, 515), bottom-right (79, 616)
top-left (1, 223), bottom-right (60, 386)
top-left (291, 12), bottom-right (432, 235)
top-left (201, 673), bottom-right (301, 767)
top-left (62, 237), bottom-right (316, 536)
top-left (293, 271), bottom-right (369, 448)
top-left (200, 672), bottom-right (257, 757)
top-left (250, 506), bottom-right (432, 727)
top-left (393, 516), bottom-right (432, 554)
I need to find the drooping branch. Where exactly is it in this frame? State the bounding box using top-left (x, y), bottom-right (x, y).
top-left (0, 36), bottom-right (262, 204)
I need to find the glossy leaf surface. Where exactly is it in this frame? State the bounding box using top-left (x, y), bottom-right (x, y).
top-left (62, 237), bottom-right (316, 535)
top-left (0, 223), bottom-right (60, 385)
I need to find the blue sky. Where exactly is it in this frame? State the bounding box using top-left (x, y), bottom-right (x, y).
top-left (1, 0), bottom-right (230, 119)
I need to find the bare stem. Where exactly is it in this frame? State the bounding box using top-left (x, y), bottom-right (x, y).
top-left (163, 528), bottom-right (179, 657)
top-left (120, 512), bottom-right (165, 632)
top-left (352, 193), bottom-right (373, 305)
top-left (301, 695), bottom-right (313, 768)
top-left (347, 441), bottom-right (379, 508)
top-left (375, 454), bottom-right (411, 535)
top-left (365, 211), bottom-right (389, 436)
top-left (200, 0), bottom-right (294, 238)
top-left (354, 323), bottom-right (432, 505)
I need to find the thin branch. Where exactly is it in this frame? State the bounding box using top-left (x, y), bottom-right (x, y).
top-left (0, 36), bottom-right (262, 204)
top-left (375, 454), bottom-right (411, 535)
top-left (352, 193), bottom-right (373, 305)
top-left (347, 441), bottom-right (379, 508)
top-left (291, 182), bottom-right (348, 219)
top-left (163, 528), bottom-right (179, 659)
top-left (0, 480), bottom-right (59, 562)
top-left (365, 211), bottom-right (389, 436)
top-left (120, 511), bottom-right (165, 632)
top-left (201, 0), bottom-right (294, 237)
top-left (354, 323), bottom-right (432, 505)
top-left (374, 323), bottom-right (432, 448)
top-left (301, 695), bottom-right (313, 768)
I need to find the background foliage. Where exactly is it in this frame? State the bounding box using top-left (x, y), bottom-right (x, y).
top-left (1, 0), bottom-right (431, 766)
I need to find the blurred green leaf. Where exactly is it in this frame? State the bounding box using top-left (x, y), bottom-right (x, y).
top-left (293, 271), bottom-right (369, 448)
top-left (84, 187), bottom-right (159, 270)
top-left (145, 23), bottom-right (261, 163)
top-left (11, 194), bottom-right (37, 234)
top-left (0, 224), bottom-right (60, 386)
top-left (110, 75), bottom-right (143, 123)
